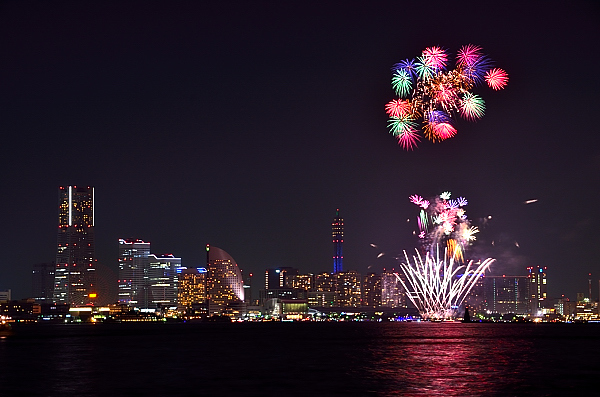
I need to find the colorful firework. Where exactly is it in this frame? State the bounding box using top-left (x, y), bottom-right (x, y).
top-left (395, 249), bottom-right (494, 319)
top-left (460, 93), bottom-right (485, 121)
top-left (387, 45), bottom-right (507, 149)
top-left (409, 191), bottom-right (477, 261)
top-left (385, 99), bottom-right (411, 118)
top-left (485, 68), bottom-right (509, 90)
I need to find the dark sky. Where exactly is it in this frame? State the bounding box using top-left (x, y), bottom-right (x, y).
top-left (1, 1), bottom-right (599, 301)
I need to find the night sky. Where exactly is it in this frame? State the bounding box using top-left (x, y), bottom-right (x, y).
top-left (1, 1), bottom-right (599, 301)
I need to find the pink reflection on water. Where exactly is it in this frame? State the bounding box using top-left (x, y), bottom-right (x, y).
top-left (365, 323), bottom-right (534, 396)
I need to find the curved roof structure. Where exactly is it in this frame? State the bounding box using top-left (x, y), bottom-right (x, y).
top-left (206, 245), bottom-right (245, 304)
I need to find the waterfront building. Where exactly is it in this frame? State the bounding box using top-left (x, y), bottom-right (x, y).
top-left (0, 290), bottom-right (11, 302)
top-left (314, 272), bottom-right (336, 293)
top-left (53, 186), bottom-right (97, 305)
top-left (177, 267), bottom-right (207, 316)
top-left (528, 266), bottom-right (548, 316)
top-left (259, 288), bottom-right (296, 305)
top-left (381, 271), bottom-right (405, 308)
top-left (574, 298), bottom-right (599, 321)
top-left (32, 262), bottom-right (55, 302)
top-left (118, 239), bottom-right (151, 307)
top-left (265, 267), bottom-right (298, 290)
top-left (484, 275), bottom-right (530, 315)
top-left (462, 274), bottom-right (485, 315)
top-left (308, 291), bottom-right (339, 307)
top-left (244, 273), bottom-right (255, 306)
top-left (0, 298), bottom-right (40, 322)
top-left (332, 209), bottom-right (343, 273)
top-left (205, 245), bottom-right (245, 315)
top-left (281, 299), bottom-right (309, 320)
top-left (336, 271), bottom-right (361, 307)
top-left (148, 254), bottom-right (182, 309)
top-left (289, 273), bottom-right (314, 292)
top-left (554, 296), bottom-right (571, 317)
top-left (362, 272), bottom-right (381, 308)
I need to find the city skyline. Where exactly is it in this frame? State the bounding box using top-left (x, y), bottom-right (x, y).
top-left (1, 2), bottom-right (599, 301)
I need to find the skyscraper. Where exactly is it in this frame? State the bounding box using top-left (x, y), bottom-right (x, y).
top-left (53, 186), bottom-right (96, 305)
top-left (32, 262), bottom-right (55, 302)
top-left (336, 271), bottom-right (361, 307)
top-left (118, 238), bottom-right (151, 307)
top-left (332, 209), bottom-right (343, 274)
top-left (484, 275), bottom-right (530, 315)
top-left (381, 270), bottom-right (405, 308)
top-left (528, 265), bottom-right (548, 316)
top-left (177, 267), bottom-right (207, 313)
top-left (265, 267), bottom-right (298, 290)
top-left (148, 254), bottom-right (182, 309)
top-left (362, 272), bottom-right (381, 307)
top-left (205, 245), bottom-right (245, 315)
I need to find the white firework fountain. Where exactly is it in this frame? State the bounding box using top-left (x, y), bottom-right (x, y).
top-left (395, 247), bottom-right (494, 320)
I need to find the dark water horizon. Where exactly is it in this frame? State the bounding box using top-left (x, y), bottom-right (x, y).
top-left (1, 322), bottom-right (598, 396)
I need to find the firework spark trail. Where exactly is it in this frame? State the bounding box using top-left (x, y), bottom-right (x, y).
top-left (386, 45), bottom-right (507, 149)
top-left (395, 248), bottom-right (495, 319)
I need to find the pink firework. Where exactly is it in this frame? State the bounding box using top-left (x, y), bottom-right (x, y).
top-left (456, 44), bottom-right (482, 66)
top-left (385, 99), bottom-right (411, 118)
top-left (485, 68), bottom-right (509, 90)
top-left (433, 123), bottom-right (457, 140)
top-left (422, 46), bottom-right (448, 70)
top-left (435, 84), bottom-right (459, 106)
top-left (396, 129), bottom-right (421, 150)
top-left (410, 195), bottom-right (425, 206)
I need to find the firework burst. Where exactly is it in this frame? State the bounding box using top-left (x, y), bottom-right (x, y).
top-left (409, 191), bottom-right (478, 260)
top-left (387, 45), bottom-right (507, 149)
top-left (395, 249), bottom-right (494, 319)
top-left (485, 68), bottom-right (509, 90)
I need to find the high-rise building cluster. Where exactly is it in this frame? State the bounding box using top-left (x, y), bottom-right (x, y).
top-left (0, 189), bottom-right (598, 323)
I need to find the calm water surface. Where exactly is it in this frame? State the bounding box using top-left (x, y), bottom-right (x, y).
top-left (1, 322), bottom-right (598, 396)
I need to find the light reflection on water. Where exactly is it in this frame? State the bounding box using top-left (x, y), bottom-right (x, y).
top-left (355, 322), bottom-right (598, 396)
top-left (359, 324), bottom-right (536, 396)
top-left (0, 322), bottom-right (598, 396)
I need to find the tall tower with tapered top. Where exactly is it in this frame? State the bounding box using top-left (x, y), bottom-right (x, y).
top-left (332, 209), bottom-right (343, 274)
top-left (53, 186), bottom-right (96, 305)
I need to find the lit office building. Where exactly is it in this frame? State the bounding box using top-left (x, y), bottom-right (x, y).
top-left (244, 273), bottom-right (254, 306)
top-left (484, 275), bottom-right (530, 315)
top-left (148, 254), bottom-right (182, 309)
top-left (308, 291), bottom-right (339, 307)
top-left (265, 267), bottom-right (298, 290)
top-left (32, 262), bottom-right (55, 302)
top-left (0, 290), bottom-right (11, 302)
top-left (381, 271), bottom-right (405, 308)
top-left (362, 272), bottom-right (381, 308)
top-left (206, 245), bottom-right (245, 315)
top-left (528, 266), bottom-right (548, 316)
top-left (314, 272), bottom-right (336, 293)
top-left (259, 288), bottom-right (296, 305)
top-left (289, 273), bottom-right (314, 292)
top-left (462, 274), bottom-right (485, 315)
top-left (53, 186), bottom-right (97, 305)
top-left (177, 268), bottom-right (207, 308)
top-left (118, 239), bottom-right (151, 307)
top-left (336, 271), bottom-right (361, 307)
top-left (332, 209), bottom-right (343, 273)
